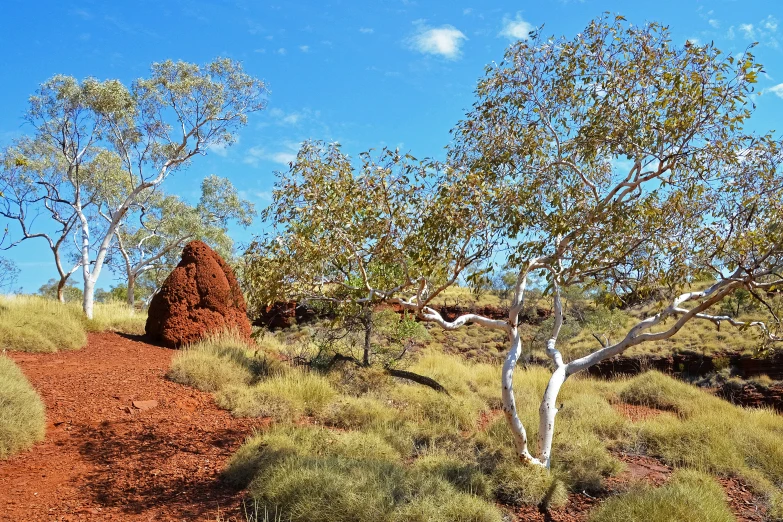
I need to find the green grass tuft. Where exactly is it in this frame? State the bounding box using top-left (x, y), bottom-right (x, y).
top-left (0, 356), bottom-right (46, 459)
top-left (588, 469), bottom-right (734, 522)
top-left (0, 295), bottom-right (87, 352)
top-left (0, 295), bottom-right (147, 352)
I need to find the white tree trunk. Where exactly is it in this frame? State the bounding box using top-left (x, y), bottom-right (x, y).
top-left (79, 211), bottom-right (94, 319)
top-left (502, 327), bottom-right (542, 465)
top-left (537, 364), bottom-right (567, 469)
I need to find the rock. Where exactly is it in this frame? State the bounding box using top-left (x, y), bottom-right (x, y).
top-left (145, 240), bottom-right (252, 347)
top-left (131, 400), bottom-right (158, 411)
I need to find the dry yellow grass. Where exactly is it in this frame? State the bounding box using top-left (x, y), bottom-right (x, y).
top-left (0, 356), bottom-right (46, 459)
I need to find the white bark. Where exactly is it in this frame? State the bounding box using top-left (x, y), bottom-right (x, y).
top-left (502, 327), bottom-right (541, 465)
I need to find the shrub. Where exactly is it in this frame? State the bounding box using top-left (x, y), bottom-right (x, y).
top-left (588, 470), bottom-right (734, 522)
top-left (0, 356), bottom-right (46, 459)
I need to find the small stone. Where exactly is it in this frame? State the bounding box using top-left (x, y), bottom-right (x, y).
top-left (131, 400), bottom-right (158, 411)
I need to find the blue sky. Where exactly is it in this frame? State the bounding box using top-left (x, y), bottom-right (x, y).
top-left (1, 0), bottom-right (782, 293)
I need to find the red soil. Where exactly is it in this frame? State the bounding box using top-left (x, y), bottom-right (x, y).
top-left (0, 332), bottom-right (264, 521)
top-left (611, 402), bottom-right (671, 422)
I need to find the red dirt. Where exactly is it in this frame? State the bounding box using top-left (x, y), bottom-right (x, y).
top-left (0, 332), bottom-right (264, 521)
top-left (612, 402), bottom-right (671, 422)
top-left (146, 240), bottom-right (252, 348)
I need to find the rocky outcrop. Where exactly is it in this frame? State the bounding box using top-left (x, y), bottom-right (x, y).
top-left (253, 301), bottom-right (552, 329)
top-left (718, 381), bottom-right (783, 413)
top-left (145, 241), bottom-right (252, 347)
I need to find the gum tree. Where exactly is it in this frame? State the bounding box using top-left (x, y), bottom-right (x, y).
top-left (1, 59), bottom-right (267, 317)
top-left (247, 17), bottom-right (782, 470)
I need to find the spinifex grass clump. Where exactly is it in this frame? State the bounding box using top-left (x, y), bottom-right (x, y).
top-left (171, 328), bottom-right (783, 519)
top-left (0, 356), bottom-right (45, 459)
top-left (623, 371), bottom-right (783, 518)
top-left (588, 470), bottom-right (734, 522)
top-left (0, 295), bottom-right (147, 353)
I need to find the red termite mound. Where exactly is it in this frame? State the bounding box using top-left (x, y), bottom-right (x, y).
top-left (145, 240), bottom-right (252, 347)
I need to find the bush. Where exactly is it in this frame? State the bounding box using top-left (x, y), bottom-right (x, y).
top-left (588, 470), bottom-right (734, 522)
top-left (84, 300), bottom-right (146, 335)
top-left (0, 356), bottom-right (46, 458)
top-left (248, 455), bottom-right (501, 522)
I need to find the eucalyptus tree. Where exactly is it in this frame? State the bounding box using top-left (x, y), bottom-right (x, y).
top-left (3, 58), bottom-right (267, 318)
top-left (0, 143), bottom-right (85, 301)
top-left (112, 175), bottom-right (255, 307)
top-left (246, 16), bottom-right (782, 472)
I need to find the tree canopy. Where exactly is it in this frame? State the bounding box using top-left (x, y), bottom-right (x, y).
top-left (246, 16), bottom-right (782, 469)
top-left (1, 58), bottom-right (267, 316)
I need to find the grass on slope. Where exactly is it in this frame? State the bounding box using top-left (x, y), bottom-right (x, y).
top-left (0, 356), bottom-right (46, 459)
top-left (0, 295), bottom-right (146, 352)
top-left (171, 332), bottom-right (783, 521)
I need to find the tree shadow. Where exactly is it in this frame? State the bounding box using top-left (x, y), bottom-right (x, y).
top-left (72, 418), bottom-right (249, 518)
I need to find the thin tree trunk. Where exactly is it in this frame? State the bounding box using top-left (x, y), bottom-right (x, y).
top-left (362, 305), bottom-right (372, 367)
top-left (56, 277), bottom-right (66, 303)
top-left (127, 273), bottom-right (136, 308)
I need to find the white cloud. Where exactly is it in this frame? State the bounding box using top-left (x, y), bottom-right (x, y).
top-left (244, 142), bottom-right (301, 167)
top-left (687, 37), bottom-right (701, 45)
top-left (708, 19), bottom-right (720, 29)
top-left (268, 108), bottom-right (307, 125)
top-left (463, 8), bottom-right (473, 15)
top-left (499, 13), bottom-right (534, 40)
top-left (739, 23), bottom-right (755, 39)
top-left (359, 27), bottom-right (374, 34)
top-left (766, 83), bottom-right (783, 99)
top-left (763, 15), bottom-right (778, 32)
top-left (299, 45), bottom-right (309, 52)
top-left (408, 23), bottom-right (467, 60)
top-left (208, 136), bottom-right (240, 157)
top-left (276, 47), bottom-right (287, 55)
top-left (727, 26), bottom-right (735, 40)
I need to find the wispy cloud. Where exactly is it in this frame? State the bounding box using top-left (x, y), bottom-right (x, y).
top-left (765, 83), bottom-right (783, 99)
top-left (208, 136), bottom-right (240, 157)
top-left (499, 13), bottom-right (534, 41)
top-left (299, 45), bottom-right (309, 52)
top-left (735, 15), bottom-right (778, 47)
top-left (408, 22), bottom-right (467, 60)
top-left (276, 48), bottom-right (287, 55)
top-left (244, 142), bottom-right (300, 167)
top-left (359, 27), bottom-right (374, 34)
top-left (267, 108), bottom-right (320, 126)
top-left (708, 19), bottom-right (720, 29)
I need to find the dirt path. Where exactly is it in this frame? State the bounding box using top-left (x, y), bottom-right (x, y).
top-left (0, 332), bottom-right (265, 521)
